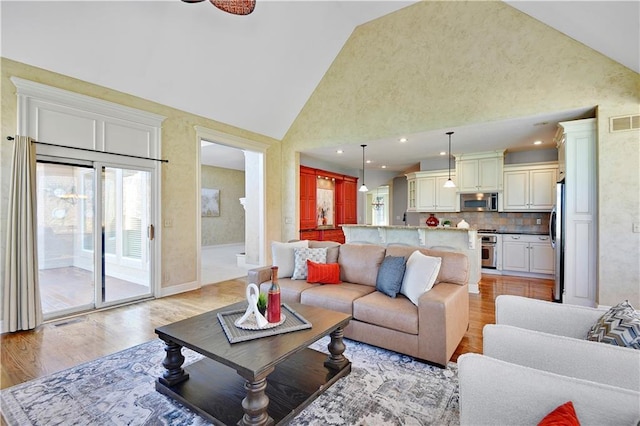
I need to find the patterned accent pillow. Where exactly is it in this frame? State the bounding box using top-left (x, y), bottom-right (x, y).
top-left (271, 240), bottom-right (308, 278)
top-left (306, 260), bottom-right (341, 284)
top-left (586, 300), bottom-right (640, 349)
top-left (292, 247), bottom-right (327, 280)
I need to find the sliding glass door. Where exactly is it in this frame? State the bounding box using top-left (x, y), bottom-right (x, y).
top-left (37, 162), bottom-right (154, 319)
top-left (101, 166), bottom-right (151, 304)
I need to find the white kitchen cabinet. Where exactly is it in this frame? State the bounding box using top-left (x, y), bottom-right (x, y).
top-left (406, 171), bottom-right (457, 212)
top-left (455, 151), bottom-right (505, 192)
top-left (502, 234), bottom-right (554, 275)
top-left (503, 163), bottom-right (557, 211)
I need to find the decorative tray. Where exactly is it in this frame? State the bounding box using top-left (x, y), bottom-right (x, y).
top-left (235, 313), bottom-right (286, 330)
top-left (217, 303), bottom-right (312, 344)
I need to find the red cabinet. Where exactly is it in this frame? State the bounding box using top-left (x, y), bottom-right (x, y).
top-left (299, 166), bottom-right (356, 244)
top-left (300, 166), bottom-right (317, 230)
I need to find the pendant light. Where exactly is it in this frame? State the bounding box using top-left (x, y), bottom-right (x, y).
top-left (359, 144), bottom-right (368, 192)
top-left (443, 131), bottom-right (456, 188)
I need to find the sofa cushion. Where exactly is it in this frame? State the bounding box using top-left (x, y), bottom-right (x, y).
top-left (400, 251), bottom-right (441, 306)
top-left (385, 245), bottom-right (468, 286)
top-left (272, 240), bottom-right (308, 278)
top-left (586, 300), bottom-right (640, 349)
top-left (338, 244), bottom-right (386, 287)
top-left (375, 256), bottom-right (406, 298)
top-left (308, 240), bottom-right (340, 263)
top-left (301, 283), bottom-right (375, 315)
top-left (292, 247), bottom-right (327, 280)
top-left (259, 279), bottom-right (318, 304)
top-left (306, 260), bottom-right (341, 284)
top-left (353, 291), bottom-right (418, 335)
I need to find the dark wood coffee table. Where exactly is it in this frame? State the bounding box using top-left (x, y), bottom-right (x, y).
top-left (154, 301), bottom-right (352, 425)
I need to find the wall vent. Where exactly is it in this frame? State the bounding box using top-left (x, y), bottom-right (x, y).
top-left (610, 114), bottom-right (640, 132)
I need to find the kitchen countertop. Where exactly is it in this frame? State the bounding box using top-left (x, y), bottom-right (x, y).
top-left (494, 231), bottom-right (549, 235)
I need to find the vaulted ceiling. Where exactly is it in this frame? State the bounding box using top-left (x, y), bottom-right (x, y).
top-left (2, 1), bottom-right (638, 170)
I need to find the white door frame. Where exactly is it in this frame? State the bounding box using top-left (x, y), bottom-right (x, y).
top-left (195, 126), bottom-right (268, 286)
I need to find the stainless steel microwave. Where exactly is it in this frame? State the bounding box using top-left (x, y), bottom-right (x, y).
top-left (460, 193), bottom-right (498, 212)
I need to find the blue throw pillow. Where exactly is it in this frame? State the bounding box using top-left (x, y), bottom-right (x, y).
top-left (376, 256), bottom-right (407, 298)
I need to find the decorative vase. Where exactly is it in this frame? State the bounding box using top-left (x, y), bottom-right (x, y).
top-left (426, 214), bottom-right (439, 227)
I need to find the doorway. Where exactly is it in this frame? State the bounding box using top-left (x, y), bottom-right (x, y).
top-left (195, 126), bottom-right (267, 287)
top-left (37, 162), bottom-right (154, 319)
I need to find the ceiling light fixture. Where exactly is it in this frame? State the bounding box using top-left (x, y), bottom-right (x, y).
top-left (444, 132), bottom-right (456, 188)
top-left (359, 144), bottom-right (368, 192)
top-left (181, 0), bottom-right (255, 15)
top-left (533, 140), bottom-right (543, 145)
top-left (372, 188), bottom-right (384, 210)
top-left (399, 137), bottom-right (408, 143)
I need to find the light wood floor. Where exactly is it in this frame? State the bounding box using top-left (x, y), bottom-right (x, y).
top-left (0, 274), bottom-right (553, 393)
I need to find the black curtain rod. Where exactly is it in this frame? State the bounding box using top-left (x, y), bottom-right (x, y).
top-left (6, 136), bottom-right (169, 163)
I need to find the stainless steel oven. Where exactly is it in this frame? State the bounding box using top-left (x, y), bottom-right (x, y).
top-left (480, 234), bottom-right (497, 269)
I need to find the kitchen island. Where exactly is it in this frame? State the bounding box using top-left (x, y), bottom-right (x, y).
top-left (341, 225), bottom-right (481, 293)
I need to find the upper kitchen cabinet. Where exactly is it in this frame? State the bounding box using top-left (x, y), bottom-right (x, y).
top-left (455, 151), bottom-right (505, 193)
top-left (406, 171), bottom-right (458, 212)
top-left (503, 163), bottom-right (558, 211)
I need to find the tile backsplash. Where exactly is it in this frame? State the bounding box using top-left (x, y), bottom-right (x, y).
top-left (407, 211), bottom-right (551, 234)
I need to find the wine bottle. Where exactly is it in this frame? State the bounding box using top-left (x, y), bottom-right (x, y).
top-left (267, 266), bottom-right (281, 323)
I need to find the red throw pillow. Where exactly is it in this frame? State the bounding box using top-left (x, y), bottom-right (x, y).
top-left (306, 260), bottom-right (341, 284)
top-left (538, 401), bottom-right (580, 426)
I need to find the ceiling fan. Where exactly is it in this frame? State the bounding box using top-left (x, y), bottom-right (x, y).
top-left (181, 0), bottom-right (255, 16)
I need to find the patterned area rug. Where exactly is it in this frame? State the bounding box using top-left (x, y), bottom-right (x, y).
top-left (1, 337), bottom-right (459, 425)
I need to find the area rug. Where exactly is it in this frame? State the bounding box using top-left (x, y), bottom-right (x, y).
top-left (1, 337), bottom-right (459, 425)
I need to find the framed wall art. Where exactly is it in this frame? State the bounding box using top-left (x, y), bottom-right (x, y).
top-left (202, 188), bottom-right (220, 217)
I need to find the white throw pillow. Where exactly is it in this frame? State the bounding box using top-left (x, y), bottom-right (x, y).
top-left (292, 247), bottom-right (328, 280)
top-left (271, 240), bottom-right (309, 278)
top-left (400, 250), bottom-right (442, 305)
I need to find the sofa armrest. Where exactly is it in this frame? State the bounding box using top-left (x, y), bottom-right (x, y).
top-left (495, 295), bottom-right (607, 338)
top-left (247, 265), bottom-right (273, 286)
top-left (483, 324), bottom-right (640, 391)
top-left (458, 353), bottom-right (640, 426)
top-left (417, 282), bottom-right (469, 366)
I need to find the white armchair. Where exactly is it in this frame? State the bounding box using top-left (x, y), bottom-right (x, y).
top-left (459, 296), bottom-right (640, 425)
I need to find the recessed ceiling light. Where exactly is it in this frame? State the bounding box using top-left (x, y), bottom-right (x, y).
top-left (366, 160), bottom-right (372, 164)
top-left (399, 137), bottom-right (408, 143)
top-left (336, 149), bottom-right (343, 154)
top-left (440, 151), bottom-right (446, 155)
top-left (533, 140), bottom-right (543, 145)
top-left (381, 165), bottom-right (387, 169)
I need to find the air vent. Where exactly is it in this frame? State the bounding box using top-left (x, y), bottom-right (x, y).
top-left (610, 114), bottom-right (640, 132)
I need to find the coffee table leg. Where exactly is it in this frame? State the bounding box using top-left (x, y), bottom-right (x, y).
top-left (158, 338), bottom-right (189, 387)
top-left (239, 369), bottom-right (274, 426)
top-left (325, 326), bottom-right (349, 370)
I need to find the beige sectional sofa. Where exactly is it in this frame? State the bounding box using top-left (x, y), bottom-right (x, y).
top-left (247, 241), bottom-right (469, 366)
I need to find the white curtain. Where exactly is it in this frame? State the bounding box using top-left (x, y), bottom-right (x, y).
top-left (3, 136), bottom-right (43, 332)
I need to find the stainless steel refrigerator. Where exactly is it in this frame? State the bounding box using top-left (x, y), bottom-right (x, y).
top-left (550, 180), bottom-right (565, 302)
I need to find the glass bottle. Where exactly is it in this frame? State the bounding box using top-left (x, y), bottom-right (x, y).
top-left (267, 266), bottom-right (281, 323)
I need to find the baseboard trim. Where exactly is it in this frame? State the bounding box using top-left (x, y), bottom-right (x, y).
top-left (468, 283), bottom-right (479, 294)
top-left (159, 281), bottom-right (200, 297)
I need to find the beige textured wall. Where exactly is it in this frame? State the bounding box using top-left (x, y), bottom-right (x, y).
top-left (0, 58), bottom-right (279, 291)
top-left (281, 1), bottom-right (640, 305)
top-left (200, 165), bottom-right (245, 246)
